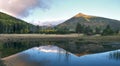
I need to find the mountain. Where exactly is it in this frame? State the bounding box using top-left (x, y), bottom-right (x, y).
top-left (56, 13), bottom-right (120, 31)
top-left (0, 12), bottom-right (36, 33)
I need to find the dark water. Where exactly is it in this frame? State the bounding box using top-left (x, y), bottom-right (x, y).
top-left (3, 46), bottom-right (120, 66)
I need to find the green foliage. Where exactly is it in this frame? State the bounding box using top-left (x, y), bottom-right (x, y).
top-left (115, 29), bottom-right (119, 34)
top-left (102, 25), bottom-right (114, 35)
top-left (0, 12), bottom-right (36, 34)
top-left (39, 29), bottom-right (57, 34)
top-left (95, 27), bottom-right (101, 34)
top-left (75, 23), bottom-right (94, 35)
top-left (84, 26), bottom-right (93, 35)
top-left (38, 29), bottom-right (70, 34)
top-left (76, 23), bottom-right (84, 33)
top-left (75, 23), bottom-right (119, 36)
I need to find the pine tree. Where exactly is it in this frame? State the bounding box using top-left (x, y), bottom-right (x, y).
top-left (84, 26), bottom-right (93, 35)
top-left (115, 29), bottom-right (119, 34)
top-left (76, 23), bottom-right (84, 33)
top-left (95, 27), bottom-right (101, 34)
top-left (102, 25), bottom-right (114, 35)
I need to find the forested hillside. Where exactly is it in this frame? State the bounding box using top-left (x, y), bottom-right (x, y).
top-left (57, 13), bottom-right (120, 31)
top-left (0, 12), bottom-right (36, 34)
top-left (55, 13), bottom-right (120, 35)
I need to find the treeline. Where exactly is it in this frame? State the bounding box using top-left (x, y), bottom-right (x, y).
top-left (0, 21), bottom-right (71, 34)
top-left (0, 12), bottom-right (38, 34)
top-left (0, 17), bottom-right (71, 34)
top-left (36, 28), bottom-right (71, 34)
top-left (0, 21), bottom-right (119, 35)
top-left (75, 23), bottom-right (119, 35)
top-left (0, 21), bottom-right (32, 34)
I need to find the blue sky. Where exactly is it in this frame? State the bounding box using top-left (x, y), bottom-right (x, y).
top-left (0, 0), bottom-right (120, 25)
top-left (24, 0), bottom-right (120, 25)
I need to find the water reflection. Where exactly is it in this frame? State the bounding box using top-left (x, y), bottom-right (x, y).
top-left (2, 46), bottom-right (120, 66)
top-left (1, 40), bottom-right (120, 58)
top-left (3, 46), bottom-right (74, 66)
top-left (109, 50), bottom-right (120, 61)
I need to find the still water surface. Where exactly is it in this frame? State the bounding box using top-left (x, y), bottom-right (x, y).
top-left (3, 45), bottom-right (120, 66)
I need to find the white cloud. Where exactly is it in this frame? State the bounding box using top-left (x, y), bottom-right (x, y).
top-left (0, 0), bottom-right (51, 17)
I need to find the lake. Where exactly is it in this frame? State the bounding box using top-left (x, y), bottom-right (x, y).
top-left (0, 39), bottom-right (120, 66)
top-left (2, 45), bottom-right (120, 66)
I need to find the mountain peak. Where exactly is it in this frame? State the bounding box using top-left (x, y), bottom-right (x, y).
top-left (75, 13), bottom-right (87, 17)
top-left (74, 13), bottom-right (94, 19)
top-left (57, 13), bottom-right (120, 32)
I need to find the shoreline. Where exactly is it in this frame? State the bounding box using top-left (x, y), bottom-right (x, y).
top-left (0, 34), bottom-right (120, 42)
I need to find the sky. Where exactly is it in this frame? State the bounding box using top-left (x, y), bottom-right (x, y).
top-left (0, 0), bottom-right (120, 25)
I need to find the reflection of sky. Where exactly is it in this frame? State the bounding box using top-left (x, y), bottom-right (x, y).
top-left (3, 46), bottom-right (120, 66)
top-left (33, 46), bottom-right (66, 53)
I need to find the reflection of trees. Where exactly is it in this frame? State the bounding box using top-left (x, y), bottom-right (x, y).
top-left (0, 52), bottom-right (5, 66)
top-left (1, 40), bottom-right (73, 57)
top-left (0, 54), bottom-right (6, 66)
top-left (57, 47), bottom-right (71, 63)
top-left (0, 59), bottom-right (5, 66)
top-left (109, 51), bottom-right (120, 61)
top-left (65, 51), bottom-right (70, 62)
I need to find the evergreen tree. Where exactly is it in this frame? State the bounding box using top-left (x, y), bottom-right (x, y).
top-left (84, 26), bottom-right (93, 35)
top-left (95, 27), bottom-right (101, 34)
top-left (76, 23), bottom-right (84, 33)
top-left (102, 25), bottom-right (114, 35)
top-left (115, 29), bottom-right (119, 34)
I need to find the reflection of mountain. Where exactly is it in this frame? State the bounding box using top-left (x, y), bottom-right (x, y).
top-left (2, 46), bottom-right (120, 66)
top-left (109, 50), bottom-right (120, 60)
top-left (1, 40), bottom-right (120, 57)
top-left (3, 46), bottom-right (72, 66)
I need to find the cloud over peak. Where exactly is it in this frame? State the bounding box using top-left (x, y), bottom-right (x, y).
top-left (0, 0), bottom-right (51, 17)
